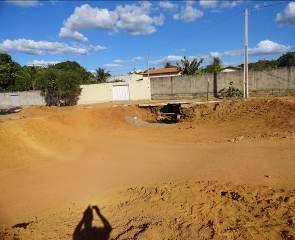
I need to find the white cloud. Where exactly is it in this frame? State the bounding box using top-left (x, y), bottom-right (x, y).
top-left (199, 0), bottom-right (243, 9)
top-left (210, 40), bottom-right (291, 58)
top-left (210, 49), bottom-right (241, 58)
top-left (115, 2), bottom-right (164, 35)
top-left (276, 2), bottom-right (295, 25)
top-left (89, 44), bottom-right (107, 51)
top-left (150, 55), bottom-right (207, 65)
top-left (59, 27), bottom-right (88, 42)
top-left (173, 1), bottom-right (203, 22)
top-left (62, 4), bottom-right (117, 33)
top-left (219, 0), bottom-right (243, 8)
top-left (254, 3), bottom-right (261, 9)
top-left (151, 55), bottom-right (183, 65)
top-left (159, 1), bottom-right (177, 10)
top-left (103, 63), bottom-right (121, 68)
top-left (131, 56), bottom-right (143, 62)
top-left (114, 59), bottom-right (125, 64)
top-left (199, 0), bottom-right (218, 8)
top-left (249, 40), bottom-right (291, 55)
top-left (27, 60), bottom-right (60, 66)
top-left (59, 2), bottom-right (164, 41)
top-left (113, 56), bottom-right (143, 64)
top-left (0, 39), bottom-right (106, 55)
top-left (5, 0), bottom-right (38, 7)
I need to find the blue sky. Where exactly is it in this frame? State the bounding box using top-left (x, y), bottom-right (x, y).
top-left (0, 0), bottom-right (294, 75)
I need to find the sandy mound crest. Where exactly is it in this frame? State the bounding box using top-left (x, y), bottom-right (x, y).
top-left (2, 180), bottom-right (294, 240)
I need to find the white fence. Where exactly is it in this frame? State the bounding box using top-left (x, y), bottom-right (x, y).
top-left (0, 91), bottom-right (45, 107)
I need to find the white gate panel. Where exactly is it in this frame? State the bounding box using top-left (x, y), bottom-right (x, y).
top-left (10, 94), bottom-right (20, 106)
top-left (112, 85), bottom-right (130, 101)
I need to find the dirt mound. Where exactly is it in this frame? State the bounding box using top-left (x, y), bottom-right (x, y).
top-left (193, 98), bottom-right (295, 129)
top-left (2, 180), bottom-right (294, 240)
top-left (0, 105), bottom-right (133, 169)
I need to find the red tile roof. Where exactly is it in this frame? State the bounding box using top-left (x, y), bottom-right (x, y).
top-left (143, 67), bottom-right (181, 76)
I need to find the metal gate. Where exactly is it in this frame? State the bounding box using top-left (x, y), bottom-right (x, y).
top-left (112, 85), bottom-right (130, 101)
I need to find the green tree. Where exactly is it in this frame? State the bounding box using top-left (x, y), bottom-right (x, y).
top-left (240, 59), bottom-right (278, 71)
top-left (164, 62), bottom-right (177, 68)
top-left (277, 52), bottom-right (295, 67)
top-left (36, 67), bottom-right (81, 106)
top-left (206, 57), bottom-right (223, 98)
top-left (0, 53), bottom-right (43, 92)
top-left (95, 68), bottom-right (111, 83)
top-left (0, 53), bottom-right (22, 92)
top-left (57, 70), bottom-right (82, 106)
top-left (14, 67), bottom-right (33, 91)
top-left (176, 56), bottom-right (204, 75)
top-left (206, 57), bottom-right (223, 73)
top-left (54, 61), bottom-right (93, 84)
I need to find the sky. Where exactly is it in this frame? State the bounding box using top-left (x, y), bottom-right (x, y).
top-left (0, 0), bottom-right (294, 75)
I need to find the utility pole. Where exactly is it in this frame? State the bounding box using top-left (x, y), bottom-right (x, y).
top-left (147, 52), bottom-right (150, 80)
top-left (244, 8), bottom-right (249, 98)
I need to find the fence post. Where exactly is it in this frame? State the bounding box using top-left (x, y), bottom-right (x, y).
top-left (213, 72), bottom-right (218, 98)
top-left (207, 78), bottom-right (209, 101)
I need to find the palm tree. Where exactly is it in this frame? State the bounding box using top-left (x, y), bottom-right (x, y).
top-left (206, 57), bottom-right (223, 98)
top-left (206, 57), bottom-right (222, 74)
top-left (176, 56), bottom-right (204, 75)
top-left (95, 68), bottom-right (111, 83)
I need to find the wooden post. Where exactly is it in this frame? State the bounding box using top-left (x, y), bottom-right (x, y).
top-left (207, 78), bottom-right (209, 101)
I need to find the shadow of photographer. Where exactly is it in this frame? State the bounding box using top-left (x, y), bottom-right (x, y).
top-left (73, 205), bottom-right (112, 240)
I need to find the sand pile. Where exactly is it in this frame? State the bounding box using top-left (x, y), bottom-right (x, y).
top-left (192, 98), bottom-right (295, 130)
top-left (1, 180), bottom-right (294, 240)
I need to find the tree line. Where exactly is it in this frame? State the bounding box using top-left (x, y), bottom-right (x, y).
top-left (164, 51), bottom-right (295, 75)
top-left (0, 53), bottom-right (112, 105)
top-left (0, 53), bottom-right (112, 93)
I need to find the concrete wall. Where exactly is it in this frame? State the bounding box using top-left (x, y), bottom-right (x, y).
top-left (78, 83), bottom-right (112, 104)
top-left (128, 78), bottom-right (151, 101)
top-left (0, 78), bottom-right (151, 107)
top-left (0, 91), bottom-right (45, 107)
top-left (78, 77), bottom-right (151, 104)
top-left (151, 67), bottom-right (295, 99)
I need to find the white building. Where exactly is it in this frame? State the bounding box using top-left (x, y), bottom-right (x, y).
top-left (107, 73), bottom-right (143, 82)
top-left (221, 66), bottom-right (242, 73)
top-left (142, 67), bottom-right (182, 79)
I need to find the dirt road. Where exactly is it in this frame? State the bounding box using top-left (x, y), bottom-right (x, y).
top-left (0, 97), bottom-right (294, 239)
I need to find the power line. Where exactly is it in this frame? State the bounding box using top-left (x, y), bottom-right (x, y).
top-left (198, 9), bottom-right (243, 35)
top-left (199, 1), bottom-right (291, 34)
top-left (251, 1), bottom-right (291, 11)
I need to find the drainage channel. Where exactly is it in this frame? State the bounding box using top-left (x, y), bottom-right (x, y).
top-left (138, 102), bottom-right (194, 124)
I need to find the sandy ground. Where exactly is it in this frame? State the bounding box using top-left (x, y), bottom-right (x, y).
top-left (0, 97), bottom-right (295, 239)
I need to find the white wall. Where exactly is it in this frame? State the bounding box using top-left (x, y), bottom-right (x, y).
top-left (0, 91), bottom-right (45, 107)
top-left (78, 83), bottom-right (112, 104)
top-left (128, 78), bottom-right (151, 101)
top-left (0, 79), bottom-right (151, 106)
top-left (78, 77), bottom-right (151, 104)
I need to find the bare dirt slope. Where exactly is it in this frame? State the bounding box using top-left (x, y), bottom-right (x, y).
top-left (0, 97), bottom-right (295, 239)
top-left (2, 180), bottom-right (295, 240)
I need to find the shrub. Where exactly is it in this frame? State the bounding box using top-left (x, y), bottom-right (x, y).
top-left (36, 68), bottom-right (81, 106)
top-left (218, 82), bottom-right (243, 98)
